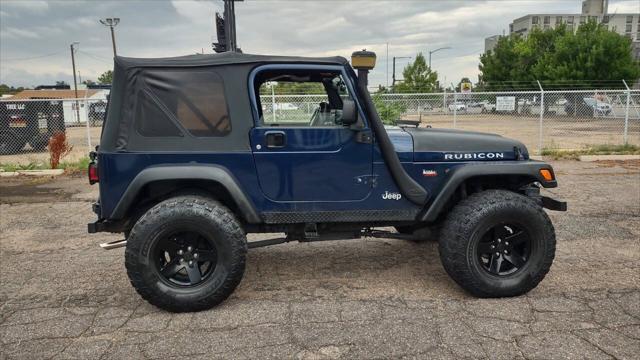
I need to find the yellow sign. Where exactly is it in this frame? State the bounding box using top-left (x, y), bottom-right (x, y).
top-left (461, 82), bottom-right (472, 93)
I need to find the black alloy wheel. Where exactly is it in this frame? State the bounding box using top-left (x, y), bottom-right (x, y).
top-left (154, 231), bottom-right (218, 287)
top-left (476, 224), bottom-right (531, 276)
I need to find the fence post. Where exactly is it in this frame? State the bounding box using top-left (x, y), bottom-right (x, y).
top-left (442, 88), bottom-right (446, 115)
top-left (271, 84), bottom-right (276, 122)
top-left (623, 80), bottom-right (630, 144)
top-left (84, 96), bottom-right (92, 151)
top-left (453, 90), bottom-right (457, 128)
top-left (537, 80), bottom-right (544, 155)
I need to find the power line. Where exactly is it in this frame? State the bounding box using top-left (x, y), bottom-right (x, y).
top-left (1, 51), bottom-right (65, 62)
top-left (77, 50), bottom-right (112, 64)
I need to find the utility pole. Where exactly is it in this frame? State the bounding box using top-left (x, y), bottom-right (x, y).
top-left (385, 42), bottom-right (389, 90)
top-left (70, 42), bottom-right (80, 123)
top-left (428, 46), bottom-right (451, 68)
top-left (100, 18), bottom-right (120, 57)
top-left (213, 0), bottom-right (243, 53)
top-left (391, 56), bottom-right (411, 91)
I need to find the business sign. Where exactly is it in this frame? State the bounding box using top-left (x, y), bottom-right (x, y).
top-left (461, 82), bottom-right (472, 94)
top-left (496, 96), bottom-right (515, 111)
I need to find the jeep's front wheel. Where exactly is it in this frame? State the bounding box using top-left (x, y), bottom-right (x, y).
top-left (438, 190), bottom-right (555, 297)
top-left (125, 195), bottom-right (247, 312)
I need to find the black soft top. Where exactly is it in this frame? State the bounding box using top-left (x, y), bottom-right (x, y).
top-left (101, 52), bottom-right (351, 152)
top-left (115, 52), bottom-right (348, 69)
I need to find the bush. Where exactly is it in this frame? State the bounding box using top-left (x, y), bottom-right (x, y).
top-left (48, 132), bottom-right (73, 169)
top-left (372, 94), bottom-right (406, 125)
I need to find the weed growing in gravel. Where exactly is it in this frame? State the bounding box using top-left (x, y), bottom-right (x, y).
top-left (542, 144), bottom-right (640, 160)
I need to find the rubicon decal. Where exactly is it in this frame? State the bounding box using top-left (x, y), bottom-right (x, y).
top-left (382, 191), bottom-right (402, 200)
top-left (444, 152), bottom-right (505, 160)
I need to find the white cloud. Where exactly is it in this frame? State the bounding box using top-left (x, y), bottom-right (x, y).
top-left (0, 0), bottom-right (637, 87)
top-left (1, 0), bottom-right (49, 13)
top-left (1, 27), bottom-right (40, 39)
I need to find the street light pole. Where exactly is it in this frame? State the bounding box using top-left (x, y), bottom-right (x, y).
top-left (392, 56), bottom-right (411, 91)
top-left (100, 18), bottom-right (120, 57)
top-left (428, 46), bottom-right (452, 68)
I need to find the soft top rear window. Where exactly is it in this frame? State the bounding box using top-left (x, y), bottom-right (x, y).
top-left (135, 69), bottom-right (231, 137)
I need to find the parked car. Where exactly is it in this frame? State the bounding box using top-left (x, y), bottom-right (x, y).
top-left (448, 102), bottom-right (466, 112)
top-left (481, 102), bottom-right (496, 113)
top-left (565, 97), bottom-right (612, 116)
top-left (583, 98), bottom-right (612, 116)
top-left (88, 51), bottom-right (566, 312)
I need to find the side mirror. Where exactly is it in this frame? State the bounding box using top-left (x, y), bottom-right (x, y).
top-left (341, 99), bottom-right (357, 126)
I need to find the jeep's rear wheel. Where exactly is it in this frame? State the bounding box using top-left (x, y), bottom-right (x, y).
top-left (125, 195), bottom-right (247, 312)
top-left (438, 190), bottom-right (555, 297)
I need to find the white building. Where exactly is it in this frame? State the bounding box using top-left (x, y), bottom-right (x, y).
top-left (485, 0), bottom-right (640, 59)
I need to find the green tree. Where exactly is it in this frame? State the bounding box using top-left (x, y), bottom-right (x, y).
top-left (0, 84), bottom-right (25, 96)
top-left (535, 21), bottom-right (640, 88)
top-left (394, 53), bottom-right (438, 93)
top-left (479, 21), bottom-right (640, 90)
top-left (98, 70), bottom-right (113, 84)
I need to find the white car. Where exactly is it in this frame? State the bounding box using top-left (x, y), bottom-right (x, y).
top-left (584, 98), bottom-right (612, 116)
top-left (448, 102), bottom-right (466, 112)
top-left (481, 102), bottom-right (496, 113)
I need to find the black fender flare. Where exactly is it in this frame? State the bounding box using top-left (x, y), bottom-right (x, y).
top-left (420, 161), bottom-right (558, 222)
top-left (109, 164), bottom-right (261, 223)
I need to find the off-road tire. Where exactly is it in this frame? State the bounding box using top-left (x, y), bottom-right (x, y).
top-left (125, 195), bottom-right (247, 312)
top-left (438, 190), bottom-right (555, 297)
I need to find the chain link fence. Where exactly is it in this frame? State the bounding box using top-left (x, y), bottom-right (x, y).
top-left (1, 89), bottom-right (638, 165)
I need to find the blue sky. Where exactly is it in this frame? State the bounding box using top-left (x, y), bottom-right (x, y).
top-left (1, 0), bottom-right (638, 88)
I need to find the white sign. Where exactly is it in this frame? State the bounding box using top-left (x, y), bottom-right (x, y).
top-left (496, 96), bottom-right (515, 111)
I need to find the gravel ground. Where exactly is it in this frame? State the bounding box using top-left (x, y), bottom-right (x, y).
top-left (0, 160), bottom-right (639, 359)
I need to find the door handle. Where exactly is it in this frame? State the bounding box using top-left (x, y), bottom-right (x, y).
top-left (265, 131), bottom-right (286, 148)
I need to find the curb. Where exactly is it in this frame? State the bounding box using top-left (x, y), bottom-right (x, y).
top-left (0, 169), bottom-right (65, 177)
top-left (579, 155), bottom-right (640, 161)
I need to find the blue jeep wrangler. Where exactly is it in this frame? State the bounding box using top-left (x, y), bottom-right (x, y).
top-left (88, 51), bottom-right (566, 312)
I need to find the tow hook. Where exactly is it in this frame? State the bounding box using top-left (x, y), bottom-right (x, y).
top-left (100, 239), bottom-right (127, 250)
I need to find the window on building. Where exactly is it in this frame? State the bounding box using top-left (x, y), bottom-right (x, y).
top-left (626, 24), bottom-right (633, 33)
top-left (589, 16), bottom-right (598, 22)
top-left (532, 16), bottom-right (539, 25)
top-left (580, 16), bottom-right (586, 24)
top-left (556, 16), bottom-right (563, 24)
top-left (627, 15), bottom-right (633, 23)
top-left (603, 15), bottom-right (609, 23)
top-left (567, 16), bottom-right (574, 24)
top-left (544, 16), bottom-right (550, 24)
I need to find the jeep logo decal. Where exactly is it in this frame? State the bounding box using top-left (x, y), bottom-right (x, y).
top-left (444, 152), bottom-right (505, 160)
top-left (382, 191), bottom-right (402, 200)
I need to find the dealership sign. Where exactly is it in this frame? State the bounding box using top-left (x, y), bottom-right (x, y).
top-left (496, 96), bottom-right (515, 111)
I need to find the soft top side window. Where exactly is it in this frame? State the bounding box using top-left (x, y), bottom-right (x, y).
top-left (135, 69), bottom-right (231, 137)
top-left (254, 68), bottom-right (354, 127)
